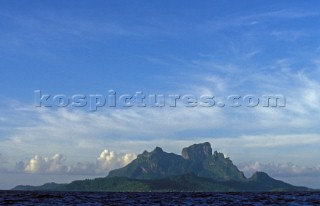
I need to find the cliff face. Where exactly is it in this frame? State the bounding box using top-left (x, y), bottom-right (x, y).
top-left (107, 142), bottom-right (246, 181)
top-left (181, 142), bottom-right (212, 160)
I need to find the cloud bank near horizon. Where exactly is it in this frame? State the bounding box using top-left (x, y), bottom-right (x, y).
top-left (13, 149), bottom-right (136, 175)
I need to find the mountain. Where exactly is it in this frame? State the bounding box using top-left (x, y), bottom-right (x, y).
top-left (12, 172), bottom-right (309, 192)
top-left (108, 142), bottom-right (246, 181)
top-left (12, 142), bottom-right (311, 192)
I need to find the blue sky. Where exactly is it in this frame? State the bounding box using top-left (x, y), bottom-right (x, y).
top-left (1, 1), bottom-right (320, 189)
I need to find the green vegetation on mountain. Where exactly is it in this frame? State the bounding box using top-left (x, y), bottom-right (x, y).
top-left (108, 142), bottom-right (246, 181)
top-left (12, 143), bottom-right (311, 192)
top-left (13, 172), bottom-right (309, 192)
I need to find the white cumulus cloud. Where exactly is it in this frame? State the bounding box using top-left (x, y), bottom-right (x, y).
top-left (22, 154), bottom-right (68, 174)
top-left (16, 149), bottom-right (136, 175)
top-left (95, 149), bottom-right (136, 173)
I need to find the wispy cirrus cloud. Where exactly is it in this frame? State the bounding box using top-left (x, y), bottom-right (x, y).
top-left (197, 9), bottom-right (320, 33)
top-left (1, 50), bottom-right (320, 163)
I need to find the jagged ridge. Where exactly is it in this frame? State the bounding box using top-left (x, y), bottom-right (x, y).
top-left (107, 142), bottom-right (246, 181)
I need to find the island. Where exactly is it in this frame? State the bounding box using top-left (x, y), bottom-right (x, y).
top-left (13, 142), bottom-right (311, 192)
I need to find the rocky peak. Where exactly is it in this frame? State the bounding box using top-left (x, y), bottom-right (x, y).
top-left (213, 151), bottom-right (225, 159)
top-left (152, 147), bottom-right (164, 153)
top-left (181, 142), bottom-right (212, 160)
top-left (139, 147), bottom-right (164, 158)
top-left (249, 172), bottom-right (271, 182)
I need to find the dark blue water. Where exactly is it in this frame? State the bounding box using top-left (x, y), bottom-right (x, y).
top-left (1, 191), bottom-right (319, 205)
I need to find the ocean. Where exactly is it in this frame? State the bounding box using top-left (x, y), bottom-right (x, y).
top-left (1, 191), bottom-right (319, 205)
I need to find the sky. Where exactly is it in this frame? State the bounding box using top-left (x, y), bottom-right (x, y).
top-left (1, 0), bottom-right (320, 189)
